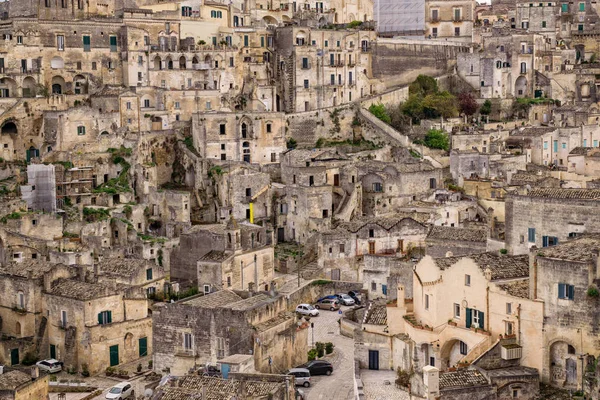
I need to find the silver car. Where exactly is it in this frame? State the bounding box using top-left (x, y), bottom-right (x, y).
top-left (337, 293), bottom-right (355, 306)
top-left (36, 359), bottom-right (62, 374)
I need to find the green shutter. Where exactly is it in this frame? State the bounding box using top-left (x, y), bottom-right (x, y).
top-left (83, 36), bottom-right (90, 45)
top-left (107, 311), bottom-right (112, 324)
top-left (558, 283), bottom-right (565, 298)
top-left (109, 36), bottom-right (117, 46)
top-left (478, 311), bottom-right (485, 330)
top-left (98, 312), bottom-right (103, 325)
top-left (465, 307), bottom-right (472, 328)
top-left (147, 268), bottom-right (153, 280)
top-left (568, 285), bottom-right (574, 300)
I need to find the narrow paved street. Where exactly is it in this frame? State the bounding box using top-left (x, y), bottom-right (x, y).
top-left (302, 306), bottom-right (355, 400)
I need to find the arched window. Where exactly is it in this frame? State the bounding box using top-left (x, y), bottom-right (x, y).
top-left (241, 123), bottom-right (247, 138)
top-left (228, 232), bottom-right (232, 244)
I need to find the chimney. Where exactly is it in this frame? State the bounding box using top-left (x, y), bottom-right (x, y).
top-left (30, 366), bottom-right (39, 381)
top-left (422, 365), bottom-right (439, 400)
top-left (483, 267), bottom-right (492, 281)
top-left (269, 281), bottom-right (277, 297)
top-left (396, 285), bottom-right (405, 305)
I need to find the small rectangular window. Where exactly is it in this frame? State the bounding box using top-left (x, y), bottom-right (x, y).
top-left (528, 227), bottom-right (536, 243)
top-left (57, 35), bottom-right (65, 51)
top-left (465, 274), bottom-right (471, 286)
top-left (369, 229), bottom-right (374, 238)
top-left (579, 2), bottom-right (585, 11)
top-left (109, 36), bottom-right (117, 52)
top-left (146, 268), bottom-right (153, 280)
top-left (220, 124), bottom-right (226, 135)
top-left (77, 126), bottom-right (86, 136)
top-left (83, 35), bottom-right (91, 52)
top-left (459, 341), bottom-right (468, 355)
top-left (454, 303), bottom-right (460, 318)
top-left (304, 79), bottom-right (309, 89)
top-left (506, 303), bottom-right (512, 314)
top-left (558, 283), bottom-right (574, 300)
top-left (425, 294), bottom-right (429, 310)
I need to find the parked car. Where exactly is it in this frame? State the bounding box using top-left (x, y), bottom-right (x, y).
top-left (316, 295), bottom-right (338, 303)
top-left (297, 360), bottom-right (333, 376)
top-left (296, 304), bottom-right (319, 316)
top-left (337, 293), bottom-right (355, 306)
top-left (348, 291), bottom-right (362, 305)
top-left (314, 298), bottom-right (340, 311)
top-left (36, 359), bottom-right (62, 374)
top-left (106, 382), bottom-right (134, 399)
top-left (288, 368), bottom-right (311, 387)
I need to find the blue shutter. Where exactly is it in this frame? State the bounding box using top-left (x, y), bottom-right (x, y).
top-left (542, 236), bottom-right (548, 247)
top-left (568, 285), bottom-right (574, 300)
top-left (528, 228), bottom-right (535, 243)
top-left (466, 307), bottom-right (472, 328)
top-left (558, 283), bottom-right (565, 299)
top-left (478, 311), bottom-right (485, 330)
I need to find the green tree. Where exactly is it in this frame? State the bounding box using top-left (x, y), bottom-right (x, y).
top-left (402, 94), bottom-right (425, 123)
top-left (422, 91), bottom-right (458, 119)
top-left (369, 103), bottom-right (391, 124)
top-left (409, 75), bottom-right (438, 96)
top-left (480, 100), bottom-right (492, 115)
top-left (424, 129), bottom-right (449, 151)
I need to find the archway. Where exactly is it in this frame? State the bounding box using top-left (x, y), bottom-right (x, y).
top-left (1, 121), bottom-right (17, 135)
top-left (73, 74), bottom-right (87, 95)
top-left (179, 56), bottom-right (187, 69)
top-left (295, 31), bottom-right (307, 45)
top-left (550, 340), bottom-right (578, 388)
top-left (263, 15), bottom-right (278, 27)
top-left (153, 55), bottom-right (162, 70)
top-left (26, 146), bottom-right (39, 162)
top-left (439, 339), bottom-right (466, 370)
top-left (192, 56), bottom-right (199, 69)
top-left (0, 78), bottom-right (16, 98)
top-left (15, 322), bottom-right (21, 336)
top-left (22, 76), bottom-right (37, 98)
top-left (515, 76), bottom-right (527, 98)
top-left (166, 57), bottom-right (173, 70)
top-left (204, 55), bottom-right (212, 68)
top-left (51, 76), bottom-right (66, 94)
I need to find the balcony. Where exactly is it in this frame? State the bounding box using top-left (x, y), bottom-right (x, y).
top-left (175, 347), bottom-right (196, 357)
top-left (453, 17), bottom-right (463, 22)
top-left (193, 62), bottom-right (211, 70)
top-left (431, 17), bottom-right (440, 23)
top-left (501, 343), bottom-right (522, 360)
top-left (301, 63), bottom-right (311, 70)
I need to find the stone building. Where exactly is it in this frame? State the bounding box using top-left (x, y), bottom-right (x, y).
top-left (567, 146), bottom-right (600, 177)
top-left (170, 218), bottom-right (273, 290)
top-left (44, 278), bottom-right (152, 375)
top-left (152, 290), bottom-right (308, 376)
top-left (273, 26), bottom-right (377, 112)
top-left (425, 0), bottom-right (475, 41)
top-left (0, 367), bottom-right (49, 400)
top-left (425, 225), bottom-right (488, 257)
top-left (449, 149), bottom-right (527, 181)
top-left (505, 188), bottom-right (600, 255)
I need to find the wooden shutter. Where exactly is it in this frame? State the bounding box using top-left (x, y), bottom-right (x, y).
top-left (98, 312), bottom-right (103, 324)
top-left (568, 285), bottom-right (574, 300)
top-left (465, 307), bottom-right (472, 328)
top-left (478, 311), bottom-right (485, 330)
top-left (558, 283), bottom-right (565, 298)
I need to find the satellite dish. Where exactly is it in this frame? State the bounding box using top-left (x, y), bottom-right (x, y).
top-left (461, 300), bottom-right (468, 308)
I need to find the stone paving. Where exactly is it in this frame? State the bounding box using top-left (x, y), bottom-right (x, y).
top-left (361, 369), bottom-right (410, 400)
top-left (302, 306), bottom-right (355, 400)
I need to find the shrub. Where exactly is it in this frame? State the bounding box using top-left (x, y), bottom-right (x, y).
top-left (49, 375), bottom-right (57, 382)
top-left (137, 363), bottom-right (142, 373)
top-left (588, 285), bottom-right (599, 298)
top-left (286, 138), bottom-right (297, 149)
top-left (500, 248), bottom-right (508, 255)
top-left (148, 360), bottom-right (153, 369)
top-left (423, 129), bottom-right (449, 151)
top-left (105, 367), bottom-right (115, 376)
top-left (308, 348), bottom-right (318, 361)
top-left (81, 363), bottom-right (90, 377)
top-left (458, 92), bottom-right (479, 116)
top-left (348, 20), bottom-right (362, 28)
top-left (395, 367), bottom-right (414, 388)
top-left (325, 342), bottom-right (334, 354)
top-left (480, 100), bottom-right (492, 116)
top-left (22, 351), bottom-right (38, 366)
top-left (369, 103), bottom-right (391, 124)
top-left (315, 342), bottom-right (325, 358)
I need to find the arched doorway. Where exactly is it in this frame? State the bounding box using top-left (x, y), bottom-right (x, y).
top-left (242, 141), bottom-right (250, 163)
top-left (22, 76), bottom-right (37, 98)
top-left (192, 56), bottom-right (199, 69)
top-left (1, 121), bottom-right (17, 135)
top-left (73, 74), bottom-right (87, 95)
top-left (51, 76), bottom-right (66, 94)
top-left (153, 55), bottom-right (162, 70)
top-left (515, 76), bottom-right (527, 98)
top-left (263, 15), bottom-right (278, 27)
top-left (179, 56), bottom-right (187, 69)
top-left (26, 146), bottom-right (39, 162)
top-left (550, 341), bottom-right (578, 388)
top-left (439, 339), bottom-right (466, 370)
top-left (151, 116), bottom-right (163, 131)
top-left (166, 57), bottom-right (173, 70)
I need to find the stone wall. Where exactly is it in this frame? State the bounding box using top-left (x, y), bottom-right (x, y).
top-left (282, 280), bottom-right (363, 312)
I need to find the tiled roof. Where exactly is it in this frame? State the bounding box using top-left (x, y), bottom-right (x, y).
top-left (175, 375), bottom-right (282, 397)
top-left (363, 302), bottom-right (387, 325)
top-left (569, 147), bottom-right (592, 155)
top-left (199, 250), bottom-right (231, 262)
top-left (439, 369), bottom-right (489, 389)
top-left (182, 290), bottom-right (242, 308)
top-left (536, 235), bottom-right (600, 262)
top-left (48, 278), bottom-right (116, 301)
top-left (526, 188), bottom-right (600, 199)
top-left (338, 212), bottom-right (431, 232)
top-left (434, 253), bottom-right (529, 281)
top-left (253, 312), bottom-right (294, 332)
top-left (229, 293), bottom-right (273, 311)
top-left (427, 226), bottom-right (487, 242)
top-left (0, 370), bottom-right (32, 391)
top-left (497, 280), bottom-right (530, 298)
top-left (97, 258), bottom-right (149, 277)
top-left (0, 261), bottom-right (58, 279)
